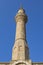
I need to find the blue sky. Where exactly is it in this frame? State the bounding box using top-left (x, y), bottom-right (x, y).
top-left (0, 0), bottom-right (43, 62)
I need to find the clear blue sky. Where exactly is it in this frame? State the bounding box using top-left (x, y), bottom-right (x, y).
top-left (0, 0), bottom-right (43, 62)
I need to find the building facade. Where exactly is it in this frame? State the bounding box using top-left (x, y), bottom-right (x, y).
top-left (0, 8), bottom-right (43, 65)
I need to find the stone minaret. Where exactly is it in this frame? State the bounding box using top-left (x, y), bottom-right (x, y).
top-left (12, 7), bottom-right (29, 61)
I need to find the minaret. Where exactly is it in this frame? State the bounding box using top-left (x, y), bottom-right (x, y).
top-left (12, 7), bottom-right (29, 61)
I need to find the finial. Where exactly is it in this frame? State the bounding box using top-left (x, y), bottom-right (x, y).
top-left (18, 4), bottom-right (25, 13)
top-left (20, 4), bottom-right (23, 9)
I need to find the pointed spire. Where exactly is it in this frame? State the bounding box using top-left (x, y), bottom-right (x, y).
top-left (20, 4), bottom-right (23, 9)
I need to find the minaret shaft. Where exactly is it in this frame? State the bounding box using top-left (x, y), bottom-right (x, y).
top-left (15, 21), bottom-right (26, 41)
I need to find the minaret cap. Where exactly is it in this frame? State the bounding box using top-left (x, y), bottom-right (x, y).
top-left (18, 7), bottom-right (25, 13)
